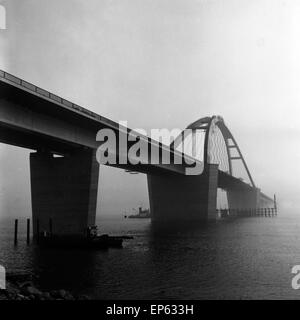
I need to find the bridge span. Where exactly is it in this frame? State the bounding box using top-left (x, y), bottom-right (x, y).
top-left (0, 70), bottom-right (274, 237)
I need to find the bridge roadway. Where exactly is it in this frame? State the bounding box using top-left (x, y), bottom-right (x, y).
top-left (0, 70), bottom-right (194, 175)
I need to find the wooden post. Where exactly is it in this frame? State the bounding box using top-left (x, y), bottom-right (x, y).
top-left (14, 219), bottom-right (18, 245)
top-left (26, 218), bottom-right (30, 244)
top-left (274, 194), bottom-right (277, 216)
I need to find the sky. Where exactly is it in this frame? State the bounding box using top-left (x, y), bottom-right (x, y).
top-left (0, 0), bottom-right (299, 217)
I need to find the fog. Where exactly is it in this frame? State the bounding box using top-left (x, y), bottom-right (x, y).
top-left (0, 0), bottom-right (299, 218)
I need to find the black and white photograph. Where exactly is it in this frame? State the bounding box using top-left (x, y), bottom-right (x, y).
top-left (0, 0), bottom-right (299, 310)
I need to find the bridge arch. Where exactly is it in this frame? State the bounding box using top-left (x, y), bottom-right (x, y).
top-left (171, 115), bottom-right (255, 187)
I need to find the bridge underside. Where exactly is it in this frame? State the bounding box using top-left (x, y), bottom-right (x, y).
top-left (0, 129), bottom-right (272, 236)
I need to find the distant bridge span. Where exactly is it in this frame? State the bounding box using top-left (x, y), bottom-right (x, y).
top-left (0, 70), bottom-right (274, 237)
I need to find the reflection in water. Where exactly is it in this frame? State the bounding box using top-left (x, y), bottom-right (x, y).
top-left (1, 215), bottom-right (300, 299)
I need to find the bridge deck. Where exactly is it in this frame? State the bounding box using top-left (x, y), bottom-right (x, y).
top-left (0, 70), bottom-right (198, 175)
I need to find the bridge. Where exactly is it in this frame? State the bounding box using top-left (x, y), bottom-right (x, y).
top-left (0, 70), bottom-right (275, 237)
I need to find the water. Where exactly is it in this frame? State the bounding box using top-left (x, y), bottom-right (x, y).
top-left (1, 214), bottom-right (300, 299)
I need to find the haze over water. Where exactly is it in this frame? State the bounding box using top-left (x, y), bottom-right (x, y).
top-left (1, 213), bottom-right (300, 300)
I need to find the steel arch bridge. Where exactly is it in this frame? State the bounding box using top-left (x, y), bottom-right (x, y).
top-left (0, 70), bottom-right (277, 235)
top-left (171, 115), bottom-right (254, 185)
top-left (170, 115), bottom-right (273, 209)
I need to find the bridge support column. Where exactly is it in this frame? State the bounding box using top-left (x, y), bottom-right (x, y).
top-left (147, 164), bottom-right (219, 223)
top-left (30, 150), bottom-right (99, 238)
top-left (227, 187), bottom-right (260, 211)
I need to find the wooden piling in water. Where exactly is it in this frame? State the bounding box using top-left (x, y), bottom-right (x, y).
top-left (26, 218), bottom-right (30, 244)
top-left (14, 219), bottom-right (18, 245)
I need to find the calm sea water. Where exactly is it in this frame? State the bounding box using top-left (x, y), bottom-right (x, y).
top-left (1, 214), bottom-right (300, 299)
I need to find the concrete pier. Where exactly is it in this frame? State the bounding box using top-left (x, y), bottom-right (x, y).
top-left (147, 164), bottom-right (219, 223)
top-left (30, 150), bottom-right (99, 237)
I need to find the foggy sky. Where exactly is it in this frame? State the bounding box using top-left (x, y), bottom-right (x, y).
top-left (0, 0), bottom-right (299, 218)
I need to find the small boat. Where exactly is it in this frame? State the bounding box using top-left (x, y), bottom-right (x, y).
top-left (128, 206), bottom-right (150, 219)
top-left (84, 226), bottom-right (124, 248)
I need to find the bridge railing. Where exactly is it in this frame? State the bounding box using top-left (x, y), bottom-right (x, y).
top-left (0, 69), bottom-right (118, 129)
